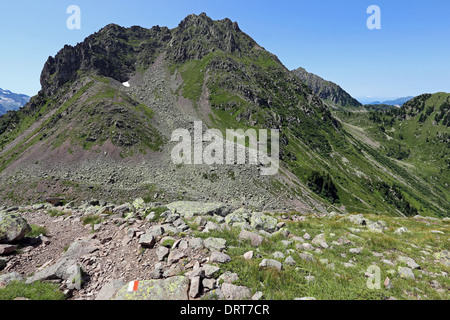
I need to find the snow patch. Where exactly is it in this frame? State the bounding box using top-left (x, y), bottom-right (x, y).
top-left (122, 81), bottom-right (130, 88)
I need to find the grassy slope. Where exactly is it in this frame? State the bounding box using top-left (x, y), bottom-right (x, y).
top-left (175, 48), bottom-right (449, 218)
top-left (335, 93), bottom-right (449, 217)
top-left (192, 212), bottom-right (449, 300)
top-left (0, 76), bottom-right (164, 169)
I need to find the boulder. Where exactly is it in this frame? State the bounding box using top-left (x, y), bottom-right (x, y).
top-left (0, 272), bottom-right (23, 287)
top-left (398, 255), bottom-right (420, 269)
top-left (114, 276), bottom-right (189, 300)
top-left (96, 279), bottom-right (127, 300)
top-left (0, 212), bottom-right (31, 243)
top-left (156, 246), bottom-right (170, 261)
top-left (166, 201), bottom-right (230, 219)
top-left (217, 271), bottom-right (239, 284)
top-left (259, 259), bottom-right (282, 271)
top-left (238, 230), bottom-right (263, 246)
top-left (189, 276), bottom-right (201, 298)
top-left (167, 249), bottom-right (187, 265)
top-left (210, 251), bottom-right (231, 264)
top-left (203, 237), bottom-right (227, 252)
top-left (225, 208), bottom-right (252, 226)
top-left (221, 283), bottom-right (251, 300)
top-left (398, 266), bottom-right (415, 280)
top-left (433, 250), bottom-right (450, 267)
top-left (203, 264), bottom-right (221, 278)
top-left (139, 233), bottom-right (156, 249)
top-left (250, 212), bottom-right (278, 232)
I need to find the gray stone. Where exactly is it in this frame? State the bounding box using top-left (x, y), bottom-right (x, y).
top-left (204, 237), bottom-right (227, 252)
top-left (349, 248), bottom-right (363, 254)
top-left (210, 251), bottom-right (231, 263)
top-left (301, 243), bottom-right (314, 251)
top-left (167, 249), bottom-right (187, 265)
top-left (295, 297), bottom-right (316, 300)
top-left (221, 283), bottom-right (251, 300)
top-left (146, 225), bottom-right (165, 238)
top-left (193, 216), bottom-right (207, 226)
top-left (156, 246), bottom-right (170, 261)
top-left (0, 272), bottom-right (23, 286)
top-left (26, 238), bottom-right (98, 285)
top-left (113, 203), bottom-right (133, 215)
top-left (203, 221), bottom-right (220, 232)
top-left (139, 233), bottom-right (156, 248)
top-left (166, 201), bottom-right (230, 219)
top-left (347, 214), bottom-right (366, 225)
top-left (366, 220), bottom-right (387, 233)
top-left (299, 252), bottom-right (315, 262)
top-left (217, 271), bottom-right (239, 284)
top-left (243, 250), bottom-right (253, 260)
top-left (250, 212), bottom-right (278, 232)
top-left (203, 264), bottom-right (221, 278)
top-left (433, 250), bottom-right (450, 267)
top-left (284, 256), bottom-right (296, 266)
top-left (96, 279), bottom-right (126, 300)
top-left (239, 230), bottom-right (263, 247)
top-left (398, 256), bottom-right (420, 269)
top-left (252, 291), bottom-right (263, 300)
top-left (311, 234), bottom-right (327, 247)
top-left (188, 238), bottom-right (204, 250)
top-left (114, 276), bottom-right (189, 300)
top-left (398, 266), bottom-right (415, 280)
top-left (189, 276), bottom-right (201, 298)
top-left (259, 259), bottom-right (282, 271)
top-left (225, 208), bottom-right (252, 225)
top-left (0, 212), bottom-right (31, 243)
top-left (272, 251), bottom-right (285, 259)
top-left (202, 278), bottom-right (216, 290)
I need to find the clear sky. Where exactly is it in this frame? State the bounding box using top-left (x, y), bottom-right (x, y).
top-left (1, 0), bottom-right (449, 101)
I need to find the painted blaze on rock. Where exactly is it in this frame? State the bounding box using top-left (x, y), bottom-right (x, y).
top-left (113, 276), bottom-right (189, 300)
top-left (0, 212), bottom-right (31, 243)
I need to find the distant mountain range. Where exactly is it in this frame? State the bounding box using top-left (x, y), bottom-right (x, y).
top-left (0, 88), bottom-right (30, 115)
top-left (366, 96), bottom-right (414, 106)
top-left (291, 67), bottom-right (362, 109)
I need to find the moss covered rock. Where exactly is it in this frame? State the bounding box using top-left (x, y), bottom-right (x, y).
top-left (113, 276), bottom-right (189, 300)
top-left (0, 212), bottom-right (31, 244)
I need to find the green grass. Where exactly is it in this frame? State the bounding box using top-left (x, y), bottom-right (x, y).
top-left (26, 225), bottom-right (48, 237)
top-left (81, 214), bottom-right (102, 227)
top-left (197, 212), bottom-right (449, 300)
top-left (46, 209), bottom-right (65, 217)
top-left (0, 280), bottom-right (66, 300)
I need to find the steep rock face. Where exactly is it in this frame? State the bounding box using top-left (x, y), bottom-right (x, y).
top-left (40, 24), bottom-right (172, 96)
top-left (167, 13), bottom-right (255, 63)
top-left (291, 67), bottom-right (361, 108)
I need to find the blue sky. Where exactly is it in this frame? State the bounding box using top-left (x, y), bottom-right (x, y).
top-left (1, 0), bottom-right (449, 101)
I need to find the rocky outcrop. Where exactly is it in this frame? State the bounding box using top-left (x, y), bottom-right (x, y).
top-left (291, 67), bottom-right (362, 108)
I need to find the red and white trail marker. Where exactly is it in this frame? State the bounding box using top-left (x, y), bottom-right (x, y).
top-left (127, 281), bottom-right (139, 292)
